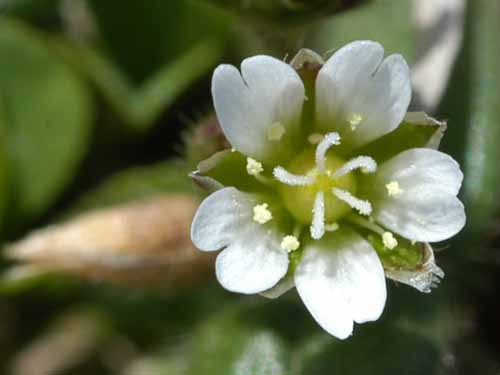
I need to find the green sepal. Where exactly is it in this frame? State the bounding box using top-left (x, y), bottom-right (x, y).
top-left (190, 149), bottom-right (271, 194)
top-left (366, 233), bottom-right (423, 270)
top-left (357, 112), bottom-right (446, 163)
top-left (361, 229), bottom-right (444, 293)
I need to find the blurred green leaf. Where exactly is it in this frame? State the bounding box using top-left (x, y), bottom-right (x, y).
top-left (54, 36), bottom-right (223, 131)
top-left (0, 103), bottom-right (8, 234)
top-left (0, 18), bottom-right (92, 227)
top-left (48, 0), bottom-right (229, 130)
top-left (296, 325), bottom-right (440, 374)
top-left (0, 0), bottom-right (59, 22)
top-left (313, 0), bottom-right (414, 63)
top-left (459, 0), bottom-right (500, 236)
top-left (190, 303), bottom-right (290, 375)
top-left (68, 159), bottom-right (196, 213)
top-left (189, 288), bottom-right (455, 375)
top-left (86, 0), bottom-right (228, 83)
top-left (200, 0), bottom-right (369, 24)
top-left (439, 0), bottom-right (500, 238)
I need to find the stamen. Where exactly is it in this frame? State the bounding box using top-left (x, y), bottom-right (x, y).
top-left (273, 166), bottom-right (314, 186)
top-left (267, 122), bottom-right (286, 141)
top-left (281, 235), bottom-right (300, 252)
top-left (347, 113), bottom-right (363, 131)
top-left (310, 192), bottom-right (325, 240)
top-left (253, 203), bottom-right (272, 224)
top-left (332, 156), bottom-right (377, 178)
top-left (315, 132), bottom-right (341, 172)
top-left (386, 181), bottom-right (403, 196)
top-left (325, 222), bottom-right (339, 232)
top-left (308, 133), bottom-right (323, 145)
top-left (246, 157), bottom-right (263, 176)
top-left (332, 188), bottom-right (372, 216)
top-left (382, 232), bottom-right (398, 249)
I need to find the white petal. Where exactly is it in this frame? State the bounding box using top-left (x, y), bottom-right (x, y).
top-left (295, 230), bottom-right (386, 339)
top-left (191, 187), bottom-right (254, 252)
top-left (191, 187), bottom-right (289, 294)
top-left (216, 225), bottom-right (288, 294)
top-left (212, 56), bottom-right (305, 162)
top-left (316, 40), bottom-right (411, 148)
top-left (371, 148), bottom-right (465, 242)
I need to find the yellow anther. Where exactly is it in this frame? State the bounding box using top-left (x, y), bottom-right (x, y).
top-left (325, 222), bottom-right (339, 232)
top-left (347, 113), bottom-right (363, 130)
top-left (280, 235), bottom-right (300, 252)
top-left (308, 133), bottom-right (324, 144)
top-left (382, 232), bottom-right (398, 250)
top-left (267, 122), bottom-right (286, 141)
top-left (385, 181), bottom-right (403, 196)
top-left (253, 203), bottom-right (272, 224)
top-left (246, 157), bottom-right (264, 176)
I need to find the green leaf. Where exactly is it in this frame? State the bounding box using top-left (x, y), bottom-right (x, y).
top-left (0, 0), bottom-right (59, 21)
top-left (313, 0), bottom-right (414, 63)
top-left (51, 0), bottom-right (228, 130)
top-left (201, 0), bottom-right (369, 24)
top-left (68, 159), bottom-right (196, 213)
top-left (0, 18), bottom-right (92, 226)
top-left (53, 36), bottom-right (223, 131)
top-left (86, 0), bottom-right (228, 82)
top-left (439, 0), bottom-right (500, 238)
top-left (0, 103), bottom-right (9, 235)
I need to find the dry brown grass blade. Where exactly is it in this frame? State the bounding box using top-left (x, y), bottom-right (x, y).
top-left (5, 195), bottom-right (215, 289)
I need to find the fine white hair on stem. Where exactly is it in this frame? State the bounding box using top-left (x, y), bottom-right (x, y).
top-left (332, 188), bottom-right (372, 216)
top-left (315, 132), bottom-right (341, 172)
top-left (310, 192), bottom-right (325, 239)
top-left (273, 166), bottom-right (314, 186)
top-left (332, 156), bottom-right (377, 178)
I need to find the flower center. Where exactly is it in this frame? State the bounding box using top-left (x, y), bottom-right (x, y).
top-left (278, 148), bottom-right (356, 224)
top-left (272, 132), bottom-right (377, 240)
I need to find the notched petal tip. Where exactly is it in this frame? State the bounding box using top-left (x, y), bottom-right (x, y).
top-left (212, 55), bottom-right (305, 163)
top-left (215, 233), bottom-right (289, 294)
top-left (316, 40), bottom-right (411, 148)
top-left (295, 230), bottom-right (386, 339)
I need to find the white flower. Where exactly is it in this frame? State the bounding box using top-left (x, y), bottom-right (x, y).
top-left (190, 41), bottom-right (466, 339)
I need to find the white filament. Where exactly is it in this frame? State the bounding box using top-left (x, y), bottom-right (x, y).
top-left (315, 132), bottom-right (341, 172)
top-left (310, 192), bottom-right (325, 240)
top-left (273, 166), bottom-right (314, 186)
top-left (332, 156), bottom-right (377, 178)
top-left (332, 188), bottom-right (372, 216)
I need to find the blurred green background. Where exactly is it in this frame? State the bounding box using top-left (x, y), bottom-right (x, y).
top-left (0, 0), bottom-right (499, 374)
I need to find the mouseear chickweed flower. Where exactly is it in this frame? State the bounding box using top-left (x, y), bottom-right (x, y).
top-left (190, 41), bottom-right (466, 339)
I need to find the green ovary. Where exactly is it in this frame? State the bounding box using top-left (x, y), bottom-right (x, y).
top-left (278, 148), bottom-right (356, 223)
